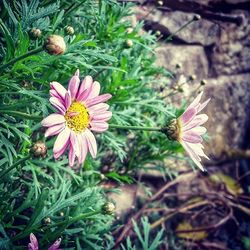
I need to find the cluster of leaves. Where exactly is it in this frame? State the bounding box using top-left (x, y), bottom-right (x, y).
top-left (0, 0), bottom-right (185, 249)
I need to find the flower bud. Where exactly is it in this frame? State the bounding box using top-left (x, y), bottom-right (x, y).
top-left (44, 35), bottom-right (66, 55)
top-left (102, 202), bottom-right (115, 215)
top-left (193, 14), bottom-right (201, 21)
top-left (31, 141), bottom-right (47, 158)
top-left (200, 79), bottom-right (207, 86)
top-left (176, 63), bottom-right (182, 69)
top-left (99, 173), bottom-right (105, 180)
top-left (65, 26), bottom-right (74, 35)
top-left (157, 0), bottom-right (164, 6)
top-left (189, 74), bottom-right (197, 81)
top-left (155, 30), bottom-right (161, 36)
top-left (125, 39), bottom-right (133, 48)
top-left (30, 28), bottom-right (42, 39)
top-left (126, 27), bottom-right (133, 34)
top-left (44, 217), bottom-right (51, 224)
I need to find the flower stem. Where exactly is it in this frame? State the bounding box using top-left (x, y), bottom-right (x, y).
top-left (109, 124), bottom-right (162, 132)
top-left (0, 46), bottom-right (43, 72)
top-left (0, 110), bottom-right (42, 120)
top-left (0, 155), bottom-right (30, 180)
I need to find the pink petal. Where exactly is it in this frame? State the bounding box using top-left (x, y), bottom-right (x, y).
top-left (53, 128), bottom-right (70, 159)
top-left (88, 81), bottom-right (100, 99)
top-left (28, 233), bottom-right (39, 250)
top-left (76, 81), bottom-right (94, 102)
top-left (50, 97), bottom-right (66, 114)
top-left (68, 145), bottom-right (76, 167)
top-left (85, 94), bottom-right (112, 107)
top-left (48, 238), bottom-right (62, 250)
top-left (41, 114), bottom-right (65, 127)
top-left (50, 89), bottom-right (61, 99)
top-left (77, 133), bottom-right (88, 164)
top-left (77, 76), bottom-right (93, 99)
top-left (45, 123), bottom-right (65, 137)
top-left (50, 81), bottom-right (67, 99)
top-left (188, 126), bottom-right (207, 135)
top-left (183, 114), bottom-right (208, 131)
top-left (182, 131), bottom-right (202, 143)
top-left (88, 103), bottom-right (109, 115)
top-left (180, 107), bottom-right (196, 125)
top-left (68, 70), bottom-right (80, 100)
top-left (181, 141), bottom-right (204, 171)
top-left (65, 91), bottom-right (72, 110)
top-left (198, 98), bottom-right (210, 112)
top-left (70, 131), bottom-right (80, 157)
top-left (91, 111), bottom-right (112, 122)
top-left (90, 121), bottom-right (109, 132)
top-left (187, 91), bottom-right (203, 110)
top-left (84, 129), bottom-right (97, 158)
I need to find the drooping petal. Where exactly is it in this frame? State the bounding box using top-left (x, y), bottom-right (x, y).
top-left (182, 131), bottom-right (203, 144)
top-left (48, 238), bottom-right (62, 250)
top-left (68, 69), bottom-right (80, 100)
top-left (28, 233), bottom-right (39, 250)
top-left (68, 145), bottom-right (76, 167)
top-left (91, 111), bottom-right (112, 122)
top-left (88, 81), bottom-right (100, 99)
top-left (84, 129), bottom-right (97, 158)
top-left (77, 133), bottom-right (88, 164)
top-left (77, 75), bottom-right (93, 99)
top-left (90, 121), bottom-right (109, 132)
top-left (197, 98), bottom-right (211, 113)
top-left (65, 91), bottom-right (72, 110)
top-left (181, 141), bottom-right (204, 171)
top-left (53, 127), bottom-right (70, 159)
top-left (180, 107), bottom-right (196, 125)
top-left (70, 131), bottom-right (80, 157)
top-left (188, 143), bottom-right (209, 160)
top-left (50, 97), bottom-right (66, 114)
top-left (41, 114), bottom-right (65, 127)
top-left (50, 81), bottom-right (67, 99)
top-left (45, 123), bottom-right (65, 137)
top-left (186, 91), bottom-right (203, 110)
top-left (85, 94), bottom-right (112, 107)
top-left (183, 114), bottom-right (208, 131)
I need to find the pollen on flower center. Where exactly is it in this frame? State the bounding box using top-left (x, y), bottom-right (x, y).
top-left (65, 101), bottom-right (89, 132)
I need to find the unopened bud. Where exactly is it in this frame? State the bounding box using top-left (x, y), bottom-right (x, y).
top-left (193, 14), bottom-right (201, 21)
top-left (125, 39), bottom-right (133, 48)
top-left (200, 79), bottom-right (207, 85)
top-left (59, 212), bottom-right (64, 217)
top-left (157, 0), bottom-right (164, 6)
top-left (30, 28), bottom-right (42, 39)
top-left (65, 26), bottom-right (74, 35)
top-left (44, 35), bottom-right (66, 55)
top-left (189, 74), bottom-right (196, 81)
top-left (99, 173), bottom-right (105, 180)
top-left (155, 30), bottom-right (161, 36)
top-left (102, 202), bottom-right (115, 215)
top-left (126, 27), bottom-right (133, 34)
top-left (176, 63), bottom-right (182, 69)
top-left (44, 217), bottom-right (51, 224)
top-left (31, 141), bottom-right (47, 158)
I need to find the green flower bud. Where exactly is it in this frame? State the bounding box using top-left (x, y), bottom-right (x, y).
top-left (102, 202), bottom-right (115, 215)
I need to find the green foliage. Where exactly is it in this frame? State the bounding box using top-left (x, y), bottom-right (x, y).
top-left (121, 217), bottom-right (164, 250)
top-left (0, 0), bottom-right (184, 248)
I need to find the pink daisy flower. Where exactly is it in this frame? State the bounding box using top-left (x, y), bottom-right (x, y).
top-left (41, 70), bottom-right (112, 166)
top-left (28, 233), bottom-right (62, 250)
top-left (175, 91), bottom-right (210, 171)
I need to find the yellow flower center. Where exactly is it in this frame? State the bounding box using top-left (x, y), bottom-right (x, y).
top-left (65, 101), bottom-right (89, 132)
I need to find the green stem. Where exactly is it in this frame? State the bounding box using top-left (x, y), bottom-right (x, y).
top-left (0, 110), bottom-right (42, 120)
top-left (0, 46), bottom-right (43, 72)
top-left (0, 155), bottom-right (30, 180)
top-left (109, 124), bottom-right (162, 132)
top-left (11, 210), bottom-right (101, 242)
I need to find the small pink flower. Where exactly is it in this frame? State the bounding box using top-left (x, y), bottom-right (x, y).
top-left (28, 233), bottom-right (62, 250)
top-left (177, 91), bottom-right (210, 171)
top-left (41, 70), bottom-right (112, 166)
